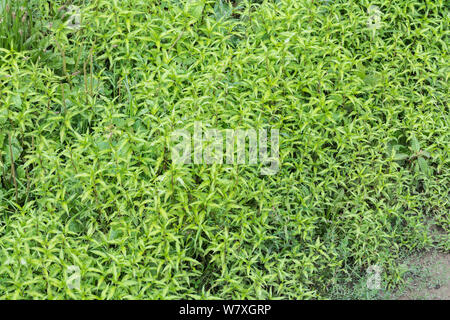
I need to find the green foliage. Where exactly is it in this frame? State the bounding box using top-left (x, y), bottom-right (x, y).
top-left (0, 0), bottom-right (448, 299)
top-left (0, 0), bottom-right (40, 52)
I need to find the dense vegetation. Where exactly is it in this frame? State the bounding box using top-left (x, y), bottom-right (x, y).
top-left (0, 0), bottom-right (448, 299)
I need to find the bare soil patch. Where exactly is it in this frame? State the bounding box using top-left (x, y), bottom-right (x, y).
top-left (397, 250), bottom-right (450, 300)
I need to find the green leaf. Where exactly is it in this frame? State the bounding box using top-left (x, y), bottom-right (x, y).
top-left (393, 153), bottom-right (409, 161)
top-left (411, 135), bottom-right (420, 153)
top-left (12, 94), bottom-right (22, 108)
top-left (0, 108), bottom-right (7, 125)
top-left (69, 220), bottom-right (83, 233)
top-left (4, 137), bottom-right (22, 165)
top-left (214, 0), bottom-right (232, 20)
top-left (417, 157), bottom-right (430, 175)
top-left (108, 228), bottom-right (123, 241)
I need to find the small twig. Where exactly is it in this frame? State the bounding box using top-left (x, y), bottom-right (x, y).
top-left (69, 148), bottom-right (78, 174)
top-left (55, 38), bottom-right (70, 87)
top-left (169, 32), bottom-right (184, 51)
top-left (61, 83), bottom-right (66, 111)
top-left (74, 45), bottom-right (83, 72)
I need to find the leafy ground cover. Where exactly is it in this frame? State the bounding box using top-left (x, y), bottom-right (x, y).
top-left (0, 0), bottom-right (448, 299)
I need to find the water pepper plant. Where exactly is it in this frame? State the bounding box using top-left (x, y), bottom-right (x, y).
top-left (0, 0), bottom-right (448, 299)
